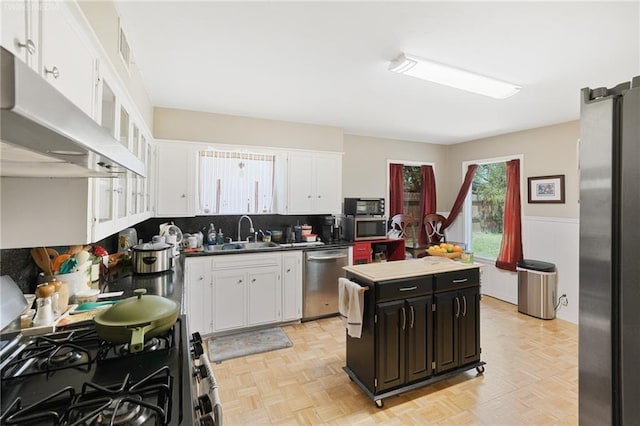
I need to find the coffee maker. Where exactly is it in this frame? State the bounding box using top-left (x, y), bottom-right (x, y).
top-left (321, 215), bottom-right (336, 243)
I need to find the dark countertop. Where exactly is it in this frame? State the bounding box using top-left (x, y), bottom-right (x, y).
top-left (183, 240), bottom-right (353, 258)
top-left (100, 241), bottom-right (353, 308)
top-left (99, 256), bottom-right (184, 308)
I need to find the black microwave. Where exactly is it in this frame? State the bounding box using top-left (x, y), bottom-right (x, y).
top-left (344, 198), bottom-right (385, 216)
top-left (344, 216), bottom-right (387, 241)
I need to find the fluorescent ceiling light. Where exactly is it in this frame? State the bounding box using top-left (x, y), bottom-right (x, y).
top-left (389, 53), bottom-right (521, 99)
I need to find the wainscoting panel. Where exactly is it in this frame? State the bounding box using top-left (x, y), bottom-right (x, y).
top-left (521, 216), bottom-right (579, 324)
top-left (443, 214), bottom-right (579, 324)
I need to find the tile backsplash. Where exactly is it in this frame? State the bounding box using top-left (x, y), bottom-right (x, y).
top-left (0, 214), bottom-right (329, 292)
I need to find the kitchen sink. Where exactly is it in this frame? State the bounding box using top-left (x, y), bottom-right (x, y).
top-left (207, 241), bottom-right (280, 252)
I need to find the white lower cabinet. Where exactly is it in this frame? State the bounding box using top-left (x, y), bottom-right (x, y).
top-left (184, 251), bottom-right (302, 335)
top-left (212, 269), bottom-right (246, 332)
top-left (247, 266), bottom-right (282, 326)
top-left (282, 251), bottom-right (303, 321)
top-left (184, 257), bottom-right (213, 334)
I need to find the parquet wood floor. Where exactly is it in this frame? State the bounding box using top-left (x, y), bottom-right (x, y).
top-left (211, 296), bottom-right (578, 425)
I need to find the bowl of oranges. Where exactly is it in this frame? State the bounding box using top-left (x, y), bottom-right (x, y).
top-left (426, 243), bottom-right (463, 259)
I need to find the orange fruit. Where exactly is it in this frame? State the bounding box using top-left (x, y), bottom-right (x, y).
top-left (453, 245), bottom-right (462, 252)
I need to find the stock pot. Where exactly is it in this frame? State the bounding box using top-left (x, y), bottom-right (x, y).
top-left (131, 242), bottom-right (173, 274)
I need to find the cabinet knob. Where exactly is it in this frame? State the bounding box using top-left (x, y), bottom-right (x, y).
top-left (17, 39), bottom-right (36, 55)
top-left (307, 195), bottom-right (312, 199)
top-left (251, 278), bottom-right (256, 283)
top-left (237, 279), bottom-right (243, 284)
top-left (317, 195), bottom-right (321, 198)
top-left (44, 66), bottom-right (60, 79)
top-left (181, 194), bottom-right (186, 198)
top-left (199, 276), bottom-right (204, 281)
top-left (286, 268), bottom-right (291, 273)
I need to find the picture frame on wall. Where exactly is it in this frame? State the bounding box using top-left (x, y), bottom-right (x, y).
top-left (528, 175), bottom-right (565, 203)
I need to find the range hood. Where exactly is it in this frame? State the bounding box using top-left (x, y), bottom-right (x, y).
top-left (0, 47), bottom-right (145, 178)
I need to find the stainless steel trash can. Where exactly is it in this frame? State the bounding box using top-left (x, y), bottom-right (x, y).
top-left (516, 259), bottom-right (557, 320)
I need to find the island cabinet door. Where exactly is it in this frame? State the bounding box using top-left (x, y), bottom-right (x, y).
top-left (459, 286), bottom-right (481, 366)
top-left (406, 295), bottom-right (433, 383)
top-left (375, 300), bottom-right (406, 392)
top-left (434, 291), bottom-right (459, 374)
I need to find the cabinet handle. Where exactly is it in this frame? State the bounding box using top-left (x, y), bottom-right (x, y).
top-left (452, 278), bottom-right (468, 284)
top-left (44, 66), bottom-right (60, 79)
top-left (401, 307), bottom-right (406, 330)
top-left (455, 297), bottom-right (460, 318)
top-left (307, 195), bottom-right (312, 198)
top-left (251, 278), bottom-right (256, 283)
top-left (181, 194), bottom-right (186, 198)
top-left (18, 39), bottom-right (36, 55)
top-left (237, 279), bottom-right (243, 284)
top-left (399, 286), bottom-right (417, 292)
top-left (462, 295), bottom-right (467, 316)
top-left (410, 305), bottom-right (415, 328)
top-left (198, 276), bottom-right (204, 281)
top-left (317, 195), bottom-right (321, 198)
top-left (286, 268), bottom-right (291, 273)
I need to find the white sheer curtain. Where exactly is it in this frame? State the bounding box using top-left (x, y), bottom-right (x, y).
top-left (198, 150), bottom-right (275, 214)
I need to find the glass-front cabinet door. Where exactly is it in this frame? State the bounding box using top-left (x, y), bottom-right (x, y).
top-left (95, 178), bottom-right (114, 224)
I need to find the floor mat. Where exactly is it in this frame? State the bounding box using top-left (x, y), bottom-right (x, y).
top-left (206, 327), bottom-right (293, 363)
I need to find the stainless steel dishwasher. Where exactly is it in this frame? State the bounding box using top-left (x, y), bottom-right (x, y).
top-left (303, 247), bottom-right (349, 320)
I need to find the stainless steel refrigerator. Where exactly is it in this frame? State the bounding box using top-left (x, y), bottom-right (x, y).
top-left (579, 75), bottom-right (640, 425)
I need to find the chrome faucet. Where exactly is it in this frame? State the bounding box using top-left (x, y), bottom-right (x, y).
top-left (237, 215), bottom-right (255, 242)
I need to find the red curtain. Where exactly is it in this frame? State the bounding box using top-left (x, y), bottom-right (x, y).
top-left (442, 164), bottom-right (478, 230)
top-left (418, 165), bottom-right (436, 244)
top-left (496, 159), bottom-right (523, 271)
top-left (389, 163), bottom-right (404, 217)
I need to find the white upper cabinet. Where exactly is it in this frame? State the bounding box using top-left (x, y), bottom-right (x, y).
top-left (2, 0), bottom-right (39, 69)
top-left (39, 1), bottom-right (96, 117)
top-left (155, 140), bottom-right (196, 217)
top-left (286, 151), bottom-right (342, 214)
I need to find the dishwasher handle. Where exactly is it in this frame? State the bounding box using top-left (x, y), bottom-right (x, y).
top-left (307, 253), bottom-right (348, 261)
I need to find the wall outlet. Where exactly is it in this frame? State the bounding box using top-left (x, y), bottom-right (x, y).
top-left (559, 294), bottom-right (569, 307)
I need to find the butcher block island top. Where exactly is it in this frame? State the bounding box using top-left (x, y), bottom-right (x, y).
top-left (343, 257), bottom-right (482, 282)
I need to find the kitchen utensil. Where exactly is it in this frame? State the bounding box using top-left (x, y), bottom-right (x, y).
top-left (31, 247), bottom-right (52, 274)
top-left (52, 254), bottom-right (71, 273)
top-left (59, 257), bottom-right (78, 274)
top-left (94, 288), bottom-right (179, 353)
top-left (131, 242), bottom-right (173, 274)
top-left (66, 245), bottom-right (83, 256)
top-left (72, 300), bottom-right (118, 313)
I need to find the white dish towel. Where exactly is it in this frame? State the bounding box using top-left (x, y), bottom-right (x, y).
top-left (338, 277), bottom-right (366, 338)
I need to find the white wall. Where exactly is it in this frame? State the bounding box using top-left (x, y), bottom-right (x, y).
top-left (154, 107), bottom-right (344, 152)
top-left (471, 216), bottom-right (579, 324)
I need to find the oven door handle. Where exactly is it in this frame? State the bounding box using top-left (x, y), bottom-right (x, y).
top-left (199, 353), bottom-right (223, 425)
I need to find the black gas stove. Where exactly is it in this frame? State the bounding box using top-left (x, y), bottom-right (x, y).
top-left (0, 316), bottom-right (204, 426)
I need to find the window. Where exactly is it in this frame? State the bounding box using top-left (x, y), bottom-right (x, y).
top-left (464, 156), bottom-right (521, 260)
top-left (402, 166), bottom-right (422, 218)
top-left (198, 150), bottom-right (275, 214)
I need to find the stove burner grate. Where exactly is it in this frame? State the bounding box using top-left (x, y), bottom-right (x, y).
top-left (1, 367), bottom-right (173, 425)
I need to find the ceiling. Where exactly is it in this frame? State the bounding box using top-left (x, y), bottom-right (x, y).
top-left (114, 1), bottom-right (640, 145)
